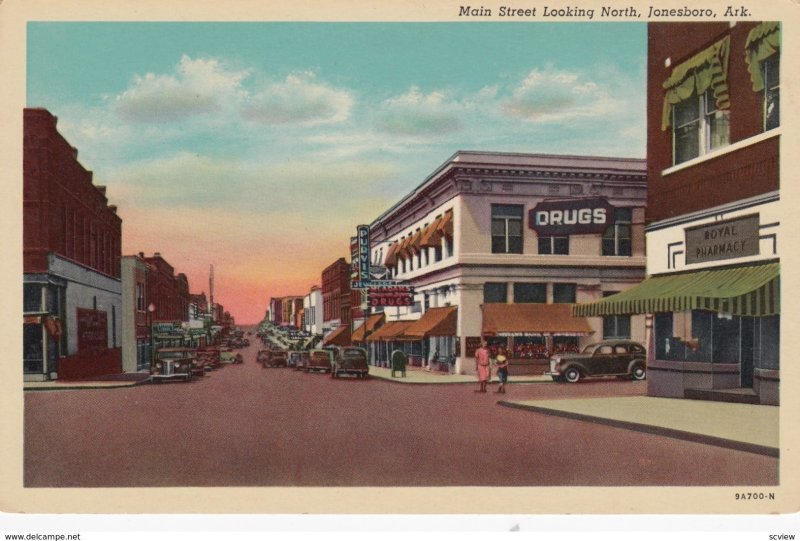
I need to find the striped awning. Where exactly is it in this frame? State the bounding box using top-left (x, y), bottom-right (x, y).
top-left (323, 325), bottom-right (351, 346)
top-left (573, 263), bottom-right (780, 317)
top-left (351, 313), bottom-right (385, 342)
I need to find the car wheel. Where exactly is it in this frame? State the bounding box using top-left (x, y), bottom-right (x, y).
top-left (631, 364), bottom-right (646, 381)
top-left (564, 367), bottom-right (581, 383)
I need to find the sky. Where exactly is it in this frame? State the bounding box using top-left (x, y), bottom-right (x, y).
top-left (27, 22), bottom-right (646, 324)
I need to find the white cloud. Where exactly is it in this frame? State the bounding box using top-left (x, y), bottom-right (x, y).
top-left (500, 66), bottom-right (620, 123)
top-left (114, 55), bottom-right (250, 123)
top-left (377, 86), bottom-right (467, 135)
top-left (242, 71), bottom-right (354, 126)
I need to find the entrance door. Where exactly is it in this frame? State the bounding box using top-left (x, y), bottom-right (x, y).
top-left (740, 317), bottom-right (755, 388)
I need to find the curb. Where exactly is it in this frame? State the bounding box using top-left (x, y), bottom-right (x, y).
top-left (24, 377), bottom-right (153, 392)
top-left (498, 400), bottom-right (780, 458)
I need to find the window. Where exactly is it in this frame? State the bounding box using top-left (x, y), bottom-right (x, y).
top-left (602, 292), bottom-right (630, 339)
top-left (602, 209), bottom-right (632, 256)
top-left (538, 236), bottom-right (569, 255)
top-left (24, 283), bottom-right (43, 313)
top-left (483, 283), bottom-right (508, 304)
top-left (553, 283), bottom-right (576, 304)
top-left (673, 90), bottom-right (730, 164)
top-left (491, 205), bottom-right (523, 254)
top-left (513, 283), bottom-right (546, 303)
top-left (763, 54), bottom-right (780, 130)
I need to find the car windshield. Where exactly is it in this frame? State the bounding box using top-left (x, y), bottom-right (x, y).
top-left (342, 349), bottom-right (366, 360)
top-left (159, 351), bottom-right (191, 360)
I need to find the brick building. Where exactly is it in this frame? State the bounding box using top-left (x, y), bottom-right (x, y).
top-left (321, 257), bottom-right (352, 345)
top-left (23, 108), bottom-right (123, 381)
top-left (576, 22), bottom-right (781, 405)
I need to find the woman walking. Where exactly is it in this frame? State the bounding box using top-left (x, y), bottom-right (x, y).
top-left (474, 340), bottom-right (490, 393)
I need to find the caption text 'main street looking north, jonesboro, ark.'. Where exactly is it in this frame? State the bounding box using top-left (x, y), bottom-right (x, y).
top-left (458, 5), bottom-right (752, 18)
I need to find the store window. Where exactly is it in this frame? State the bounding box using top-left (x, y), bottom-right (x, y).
top-left (491, 204), bottom-right (523, 254)
top-left (514, 283), bottom-right (546, 303)
top-left (484, 282), bottom-right (508, 304)
top-left (553, 283), bottom-right (576, 303)
top-left (602, 209), bottom-right (632, 256)
top-left (23, 283), bottom-right (42, 313)
top-left (538, 236), bottom-right (569, 255)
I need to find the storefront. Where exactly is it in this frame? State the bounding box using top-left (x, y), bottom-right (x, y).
top-left (396, 306), bottom-right (458, 369)
top-left (351, 313), bottom-right (385, 348)
top-left (322, 325), bottom-right (351, 347)
top-left (365, 321), bottom-right (414, 367)
top-left (574, 261), bottom-right (779, 405)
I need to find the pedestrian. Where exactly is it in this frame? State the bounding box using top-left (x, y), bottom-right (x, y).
top-left (474, 340), bottom-right (490, 393)
top-left (495, 348), bottom-right (509, 394)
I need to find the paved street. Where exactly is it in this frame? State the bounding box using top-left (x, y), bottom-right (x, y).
top-left (24, 341), bottom-right (778, 487)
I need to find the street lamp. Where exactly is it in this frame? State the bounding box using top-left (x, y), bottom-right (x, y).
top-left (148, 303), bottom-right (156, 368)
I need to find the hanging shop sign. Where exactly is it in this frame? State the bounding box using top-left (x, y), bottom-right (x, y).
top-left (368, 286), bottom-right (415, 307)
top-left (529, 197), bottom-right (614, 236)
top-left (685, 214), bottom-right (760, 265)
top-left (351, 225), bottom-right (372, 289)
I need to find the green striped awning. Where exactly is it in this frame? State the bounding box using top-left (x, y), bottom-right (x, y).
top-left (573, 263), bottom-right (779, 317)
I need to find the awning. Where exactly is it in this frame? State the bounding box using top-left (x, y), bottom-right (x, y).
top-left (351, 313), bottom-right (385, 342)
top-left (383, 242), bottom-right (399, 267)
top-left (400, 306), bottom-right (457, 339)
top-left (419, 215), bottom-right (445, 249)
top-left (572, 262), bottom-right (780, 317)
top-left (323, 325), bottom-right (351, 346)
top-left (365, 320), bottom-right (414, 342)
top-left (662, 35), bottom-right (730, 130)
top-left (482, 304), bottom-right (593, 337)
top-left (745, 22), bottom-right (780, 91)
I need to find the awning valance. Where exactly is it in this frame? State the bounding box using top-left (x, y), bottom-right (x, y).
top-left (572, 263), bottom-right (780, 317)
top-left (482, 303), bottom-right (593, 337)
top-left (745, 22), bottom-right (780, 92)
top-left (351, 313), bottom-right (385, 342)
top-left (323, 325), bottom-right (351, 346)
top-left (365, 320), bottom-right (414, 342)
top-left (662, 35), bottom-right (730, 130)
top-left (399, 306), bottom-right (457, 339)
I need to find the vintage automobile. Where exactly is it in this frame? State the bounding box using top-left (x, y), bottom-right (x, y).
top-left (264, 349), bottom-right (288, 368)
top-left (545, 339), bottom-right (647, 383)
top-left (305, 349), bottom-right (333, 373)
top-left (150, 347), bottom-right (201, 382)
top-left (330, 346), bottom-right (369, 379)
top-left (257, 349), bottom-right (271, 367)
top-left (287, 351), bottom-right (309, 369)
top-left (197, 348), bottom-right (222, 371)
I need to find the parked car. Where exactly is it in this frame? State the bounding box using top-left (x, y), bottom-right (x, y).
top-left (306, 349), bottom-right (333, 373)
top-left (331, 346), bottom-right (369, 379)
top-left (545, 340), bottom-right (647, 383)
top-left (150, 347), bottom-right (200, 382)
top-left (287, 351), bottom-right (309, 369)
top-left (257, 349), bottom-right (271, 367)
top-left (197, 348), bottom-right (221, 371)
top-left (265, 350), bottom-right (288, 368)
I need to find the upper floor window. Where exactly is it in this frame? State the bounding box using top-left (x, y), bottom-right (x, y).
top-left (553, 283), bottom-right (576, 304)
top-left (602, 209), bottom-right (632, 256)
top-left (745, 22), bottom-right (780, 132)
top-left (513, 283), bottom-right (546, 304)
top-left (662, 35), bottom-right (730, 166)
top-left (538, 235), bottom-right (568, 255)
top-left (484, 282), bottom-right (508, 304)
top-left (491, 204), bottom-right (523, 254)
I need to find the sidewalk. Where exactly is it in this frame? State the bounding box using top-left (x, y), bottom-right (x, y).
top-left (24, 373), bottom-right (152, 391)
top-left (500, 396), bottom-right (779, 457)
top-left (367, 365), bottom-right (551, 384)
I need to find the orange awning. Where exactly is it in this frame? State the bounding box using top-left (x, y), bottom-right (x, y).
top-left (439, 209), bottom-right (453, 238)
top-left (365, 320), bottom-right (414, 342)
top-left (383, 242), bottom-right (398, 267)
top-left (400, 306), bottom-right (457, 339)
top-left (323, 325), bottom-right (351, 346)
top-left (482, 304), bottom-right (593, 337)
top-left (419, 215), bottom-right (444, 248)
top-left (351, 313), bottom-right (385, 342)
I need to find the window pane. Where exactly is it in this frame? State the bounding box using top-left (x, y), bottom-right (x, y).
top-left (553, 283), bottom-right (576, 303)
top-left (507, 235), bottom-right (523, 254)
top-left (492, 204), bottom-right (523, 218)
top-left (602, 238), bottom-right (615, 256)
top-left (24, 283), bottom-right (42, 313)
top-left (618, 239), bottom-right (632, 256)
top-left (707, 110), bottom-right (730, 150)
top-left (484, 283), bottom-right (508, 303)
top-left (674, 99), bottom-right (699, 126)
top-left (675, 123), bottom-right (700, 164)
top-left (765, 88), bottom-right (780, 130)
top-left (554, 237), bottom-right (569, 254)
top-left (491, 236), bottom-right (506, 254)
top-left (615, 208), bottom-right (632, 222)
top-left (538, 237), bottom-right (552, 255)
top-left (491, 219), bottom-right (505, 236)
top-left (514, 283), bottom-right (546, 303)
